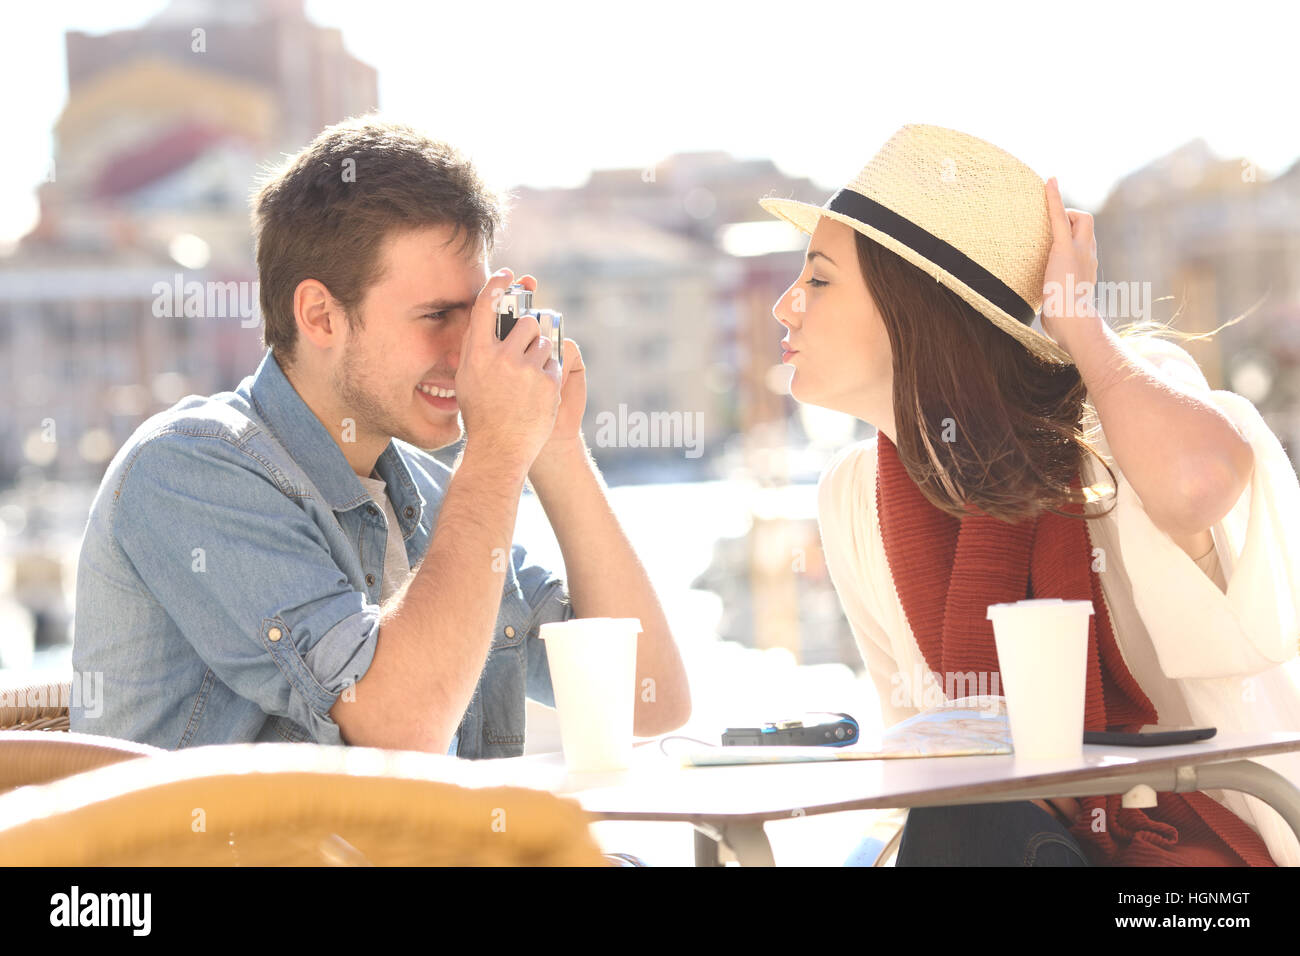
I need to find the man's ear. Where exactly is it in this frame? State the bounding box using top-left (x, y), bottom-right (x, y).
top-left (294, 278), bottom-right (344, 352)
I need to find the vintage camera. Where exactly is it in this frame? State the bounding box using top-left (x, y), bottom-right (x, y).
top-left (721, 713), bottom-right (860, 747)
top-left (495, 283), bottom-right (563, 369)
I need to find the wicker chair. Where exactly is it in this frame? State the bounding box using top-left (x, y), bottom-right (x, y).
top-left (0, 742), bottom-right (610, 865)
top-left (0, 677), bottom-right (161, 795)
top-left (0, 731), bottom-right (164, 794)
top-left (0, 676), bottom-right (610, 865)
top-left (0, 677), bottom-right (72, 732)
top-left (0, 675), bottom-right (636, 864)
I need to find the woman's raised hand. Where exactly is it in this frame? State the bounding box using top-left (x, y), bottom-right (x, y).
top-left (1040, 177), bottom-right (1100, 352)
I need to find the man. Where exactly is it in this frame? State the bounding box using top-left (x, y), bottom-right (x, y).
top-left (70, 116), bottom-right (691, 757)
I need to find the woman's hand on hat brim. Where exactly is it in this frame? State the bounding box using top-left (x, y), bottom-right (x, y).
top-left (1040, 177), bottom-right (1100, 354)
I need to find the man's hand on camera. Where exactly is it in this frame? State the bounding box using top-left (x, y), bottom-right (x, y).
top-left (454, 268), bottom-right (561, 474)
top-left (534, 337), bottom-right (586, 456)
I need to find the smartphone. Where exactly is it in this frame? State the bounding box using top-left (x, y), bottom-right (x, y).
top-left (1084, 726), bottom-right (1216, 747)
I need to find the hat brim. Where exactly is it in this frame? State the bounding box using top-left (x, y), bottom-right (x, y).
top-left (758, 196), bottom-right (1074, 367)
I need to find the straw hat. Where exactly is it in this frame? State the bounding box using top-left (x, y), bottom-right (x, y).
top-left (759, 124), bottom-right (1074, 366)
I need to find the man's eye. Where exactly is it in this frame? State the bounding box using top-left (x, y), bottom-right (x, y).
top-left (423, 312), bottom-right (447, 321)
top-left (805, 278), bottom-right (828, 288)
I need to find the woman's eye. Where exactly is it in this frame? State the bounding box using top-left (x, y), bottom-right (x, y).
top-left (805, 277), bottom-right (828, 288)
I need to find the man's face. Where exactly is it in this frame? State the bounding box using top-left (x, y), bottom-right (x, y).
top-left (332, 225), bottom-right (486, 453)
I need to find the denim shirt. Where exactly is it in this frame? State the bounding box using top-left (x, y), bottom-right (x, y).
top-left (70, 348), bottom-right (569, 758)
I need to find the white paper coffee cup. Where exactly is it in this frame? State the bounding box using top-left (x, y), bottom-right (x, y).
top-left (986, 599), bottom-right (1092, 759)
top-left (539, 618), bottom-right (640, 772)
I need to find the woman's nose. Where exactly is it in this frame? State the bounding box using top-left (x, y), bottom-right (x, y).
top-left (773, 286), bottom-right (800, 330)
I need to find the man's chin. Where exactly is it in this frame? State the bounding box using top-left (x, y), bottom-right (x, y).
top-left (411, 418), bottom-right (463, 453)
top-left (424, 432), bottom-right (464, 452)
top-left (402, 396), bottom-right (462, 451)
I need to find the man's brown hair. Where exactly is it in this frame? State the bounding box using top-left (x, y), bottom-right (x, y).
top-left (250, 114), bottom-right (505, 371)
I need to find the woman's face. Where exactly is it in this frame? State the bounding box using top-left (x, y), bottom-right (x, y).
top-left (772, 216), bottom-right (895, 441)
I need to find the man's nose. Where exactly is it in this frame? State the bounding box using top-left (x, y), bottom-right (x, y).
top-left (447, 315), bottom-right (471, 371)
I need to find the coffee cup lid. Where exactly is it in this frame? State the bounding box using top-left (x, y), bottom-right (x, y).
top-left (986, 598), bottom-right (1094, 620)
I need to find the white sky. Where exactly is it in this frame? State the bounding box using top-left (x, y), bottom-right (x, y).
top-left (2, 0), bottom-right (1299, 244)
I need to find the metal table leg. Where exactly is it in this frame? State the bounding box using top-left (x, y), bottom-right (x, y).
top-left (945, 758), bottom-right (1300, 850)
top-left (685, 757), bottom-right (1300, 867)
top-left (693, 826), bottom-right (722, 867)
top-left (719, 821), bottom-right (775, 867)
top-left (1187, 759), bottom-right (1300, 844)
top-left (692, 820), bottom-right (775, 866)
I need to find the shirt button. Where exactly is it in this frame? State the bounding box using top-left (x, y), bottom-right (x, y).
top-left (366, 574), bottom-right (376, 586)
top-left (504, 626), bottom-right (515, 638)
top-left (367, 504), bottom-right (378, 516)
top-left (404, 506), bottom-right (414, 518)
top-left (268, 627), bottom-right (282, 642)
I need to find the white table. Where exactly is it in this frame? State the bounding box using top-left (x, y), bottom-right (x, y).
top-left (482, 731), bottom-right (1300, 865)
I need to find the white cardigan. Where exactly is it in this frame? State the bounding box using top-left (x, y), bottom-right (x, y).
top-left (817, 336), bottom-right (1300, 866)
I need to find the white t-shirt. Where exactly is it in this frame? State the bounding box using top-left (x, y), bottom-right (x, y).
top-left (356, 473), bottom-right (413, 605)
top-left (816, 337), bottom-right (1300, 866)
top-left (357, 471), bottom-right (460, 757)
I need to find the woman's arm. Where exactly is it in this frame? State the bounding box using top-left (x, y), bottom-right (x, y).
top-left (1038, 178), bottom-right (1254, 544)
top-left (1059, 315), bottom-right (1254, 541)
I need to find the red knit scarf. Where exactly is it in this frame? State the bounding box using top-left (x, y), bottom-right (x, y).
top-left (874, 432), bottom-right (1275, 866)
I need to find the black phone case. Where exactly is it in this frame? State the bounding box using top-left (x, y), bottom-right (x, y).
top-left (1083, 727), bottom-right (1216, 747)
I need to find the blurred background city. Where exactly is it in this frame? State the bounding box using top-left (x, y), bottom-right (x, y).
top-left (1, 0), bottom-right (1298, 861)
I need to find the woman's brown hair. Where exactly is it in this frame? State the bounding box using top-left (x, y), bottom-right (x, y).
top-left (854, 230), bottom-right (1238, 525)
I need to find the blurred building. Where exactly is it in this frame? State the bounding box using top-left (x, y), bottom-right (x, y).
top-left (64, 0), bottom-right (376, 158)
top-left (0, 0), bottom-right (377, 484)
top-left (500, 155), bottom-right (867, 661)
top-left (491, 207), bottom-right (722, 479)
top-left (502, 153), bottom-right (835, 481)
top-left (1095, 138), bottom-right (1300, 468)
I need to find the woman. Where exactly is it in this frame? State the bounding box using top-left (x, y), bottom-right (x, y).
top-left (760, 124), bottom-right (1300, 866)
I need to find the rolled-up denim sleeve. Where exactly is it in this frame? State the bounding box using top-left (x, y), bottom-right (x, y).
top-left (112, 431), bottom-right (379, 744)
top-left (512, 541), bottom-right (573, 708)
